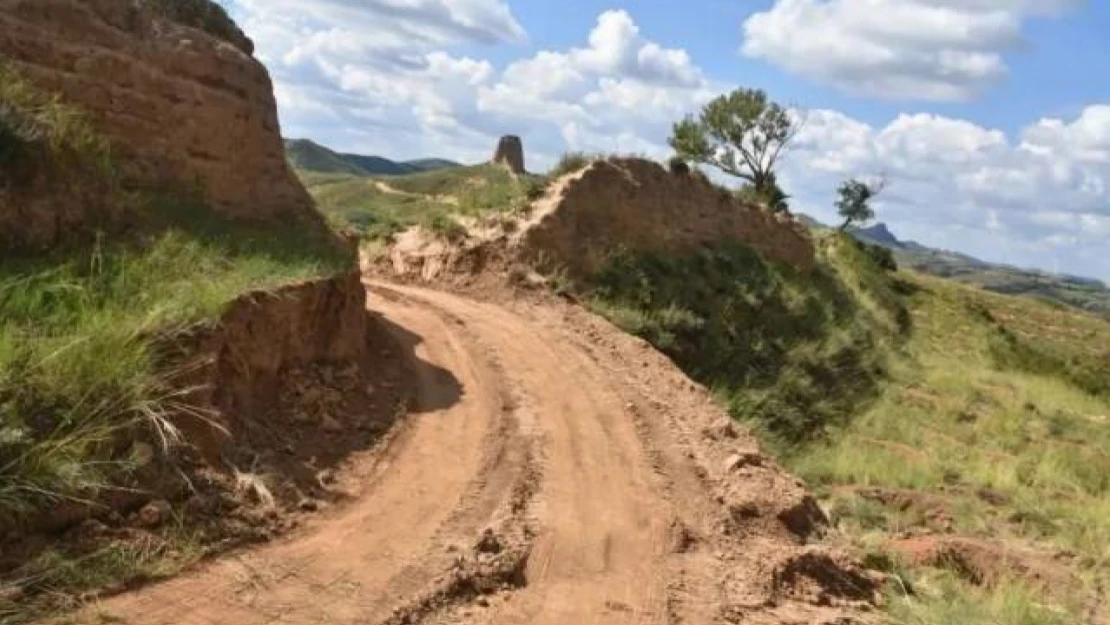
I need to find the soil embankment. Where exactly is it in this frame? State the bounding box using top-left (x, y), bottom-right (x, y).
top-left (71, 282), bottom-right (877, 625)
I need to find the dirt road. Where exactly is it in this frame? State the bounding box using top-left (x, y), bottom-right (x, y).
top-left (74, 283), bottom-right (873, 625)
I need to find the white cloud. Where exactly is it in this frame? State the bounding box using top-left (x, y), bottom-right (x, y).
top-left (225, 1), bottom-right (1109, 280)
top-left (741, 0), bottom-right (1080, 100)
top-left (786, 104), bottom-right (1110, 278)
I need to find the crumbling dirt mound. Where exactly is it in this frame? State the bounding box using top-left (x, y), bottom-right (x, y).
top-left (0, 0), bottom-right (320, 248)
top-left (376, 157), bottom-right (815, 287)
top-left (48, 282), bottom-right (877, 625)
top-left (520, 158), bottom-right (815, 276)
top-left (886, 536), bottom-right (1078, 589)
top-left (0, 273), bottom-right (415, 618)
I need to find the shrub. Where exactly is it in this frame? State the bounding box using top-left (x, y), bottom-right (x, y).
top-left (549, 152), bottom-right (593, 178)
top-left (525, 178), bottom-right (547, 201)
top-left (668, 156), bottom-right (690, 176)
top-left (851, 238), bottom-right (898, 272)
top-left (586, 239), bottom-right (905, 446)
top-left (423, 214), bottom-right (467, 241)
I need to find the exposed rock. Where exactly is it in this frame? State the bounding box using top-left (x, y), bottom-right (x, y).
top-left (777, 495), bottom-right (830, 539)
top-left (773, 548), bottom-right (881, 606)
top-left (886, 536), bottom-right (1074, 589)
top-left (0, 0), bottom-right (321, 247)
top-left (724, 452), bottom-right (763, 472)
top-left (492, 135), bottom-right (525, 175)
top-left (138, 500), bottom-right (173, 528)
top-left (474, 528), bottom-right (503, 555)
top-left (703, 419), bottom-right (738, 440)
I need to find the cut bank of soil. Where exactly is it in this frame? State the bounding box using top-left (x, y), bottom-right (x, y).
top-left (64, 282), bottom-right (877, 625)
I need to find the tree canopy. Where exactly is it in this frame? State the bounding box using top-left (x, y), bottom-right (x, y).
top-left (835, 178), bottom-right (885, 230)
top-left (669, 88), bottom-right (798, 211)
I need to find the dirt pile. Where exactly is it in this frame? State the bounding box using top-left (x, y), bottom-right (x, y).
top-left (382, 157), bottom-right (816, 285)
top-left (521, 158), bottom-right (815, 277)
top-left (0, 0), bottom-right (317, 246)
top-left (156, 269), bottom-right (402, 513)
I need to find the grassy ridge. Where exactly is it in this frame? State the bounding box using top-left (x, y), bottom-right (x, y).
top-left (580, 232), bottom-right (1109, 624)
top-left (1, 64), bottom-right (349, 566)
top-left (585, 235), bottom-right (907, 447)
top-left (0, 198), bottom-right (349, 528)
top-left (300, 164), bottom-right (538, 240)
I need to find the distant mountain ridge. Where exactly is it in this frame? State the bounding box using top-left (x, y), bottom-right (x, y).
top-left (841, 220), bottom-right (1110, 317)
top-left (284, 138), bottom-right (462, 176)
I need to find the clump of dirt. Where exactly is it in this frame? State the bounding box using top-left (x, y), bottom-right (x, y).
top-left (773, 548), bottom-right (882, 607)
top-left (381, 527), bottom-right (532, 625)
top-left (0, 278), bottom-right (418, 617)
top-left (885, 536), bottom-right (1077, 589)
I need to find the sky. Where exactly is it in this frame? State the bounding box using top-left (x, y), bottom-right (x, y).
top-left (222, 0), bottom-right (1110, 281)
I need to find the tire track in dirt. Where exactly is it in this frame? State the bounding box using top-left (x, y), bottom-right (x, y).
top-left (71, 288), bottom-right (519, 625)
top-left (375, 284), bottom-right (673, 624)
top-left (66, 282), bottom-right (875, 625)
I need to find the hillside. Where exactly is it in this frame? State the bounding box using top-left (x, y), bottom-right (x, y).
top-left (0, 3), bottom-right (378, 621)
top-left (361, 159), bottom-right (1110, 625)
top-left (284, 138), bottom-right (462, 176)
top-left (297, 161), bottom-right (541, 240)
top-left (843, 221), bottom-right (1110, 318)
top-left (6, 3), bottom-right (1109, 624)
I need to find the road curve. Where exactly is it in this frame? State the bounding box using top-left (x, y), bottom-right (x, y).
top-left (70, 283), bottom-right (869, 625)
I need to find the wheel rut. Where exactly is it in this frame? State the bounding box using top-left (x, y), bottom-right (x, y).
top-left (66, 282), bottom-right (875, 625)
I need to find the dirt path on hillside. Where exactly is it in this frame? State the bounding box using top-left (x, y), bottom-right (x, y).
top-left (375, 180), bottom-right (459, 206)
top-left (69, 284), bottom-right (875, 625)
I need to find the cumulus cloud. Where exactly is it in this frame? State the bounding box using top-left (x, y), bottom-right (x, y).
top-left (785, 104), bottom-right (1110, 278)
top-left (228, 3), bottom-right (717, 166)
top-left (741, 0), bottom-right (1081, 100)
top-left (223, 1), bottom-right (1108, 279)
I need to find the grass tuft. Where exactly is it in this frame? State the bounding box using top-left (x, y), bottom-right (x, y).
top-left (0, 196), bottom-right (349, 530)
top-left (548, 152), bottom-right (596, 178)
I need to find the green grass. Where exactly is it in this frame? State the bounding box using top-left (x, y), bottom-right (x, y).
top-left (790, 274), bottom-right (1110, 622)
top-left (0, 56), bottom-right (352, 623)
top-left (299, 164), bottom-right (538, 241)
top-left (0, 513), bottom-right (207, 623)
top-left (575, 230), bottom-right (1110, 623)
top-left (0, 196), bottom-right (349, 530)
top-left (0, 64), bottom-right (112, 180)
top-left (583, 234), bottom-right (907, 447)
top-left (886, 570), bottom-right (1084, 625)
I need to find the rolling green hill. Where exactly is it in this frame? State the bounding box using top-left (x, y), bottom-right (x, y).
top-left (284, 138), bottom-right (462, 176)
top-left (296, 164), bottom-right (539, 240)
top-left (821, 220), bottom-right (1110, 319)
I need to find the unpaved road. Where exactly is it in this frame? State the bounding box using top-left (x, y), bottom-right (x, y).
top-left (72, 283), bottom-right (873, 625)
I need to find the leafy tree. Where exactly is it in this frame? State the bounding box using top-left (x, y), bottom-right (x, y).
top-left (669, 88), bottom-right (799, 211)
top-left (836, 177), bottom-right (886, 230)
